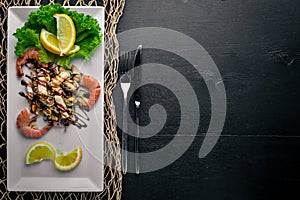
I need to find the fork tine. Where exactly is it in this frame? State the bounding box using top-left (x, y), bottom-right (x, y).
top-left (129, 52), bottom-right (133, 70)
top-left (121, 52), bottom-right (125, 72)
top-left (131, 51), bottom-right (134, 75)
top-left (122, 51), bottom-right (126, 72)
top-left (119, 51), bottom-right (124, 76)
top-left (127, 51), bottom-right (131, 72)
top-left (125, 51), bottom-right (128, 72)
top-left (124, 52), bottom-right (128, 72)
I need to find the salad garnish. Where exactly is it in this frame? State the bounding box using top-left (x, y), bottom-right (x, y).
top-left (13, 3), bottom-right (103, 68)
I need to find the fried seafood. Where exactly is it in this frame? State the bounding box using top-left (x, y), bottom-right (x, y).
top-left (16, 49), bottom-right (101, 137)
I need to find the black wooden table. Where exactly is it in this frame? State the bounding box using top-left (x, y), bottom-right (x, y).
top-left (117, 0), bottom-right (300, 199)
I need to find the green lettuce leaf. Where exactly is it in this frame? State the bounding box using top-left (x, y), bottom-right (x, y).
top-left (13, 28), bottom-right (40, 57)
top-left (13, 3), bottom-right (103, 68)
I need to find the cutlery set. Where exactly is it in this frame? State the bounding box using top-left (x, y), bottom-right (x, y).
top-left (119, 45), bottom-right (143, 174)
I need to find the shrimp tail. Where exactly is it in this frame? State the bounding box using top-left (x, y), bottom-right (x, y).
top-left (16, 48), bottom-right (47, 78)
top-left (16, 108), bottom-right (52, 138)
top-left (79, 75), bottom-right (101, 110)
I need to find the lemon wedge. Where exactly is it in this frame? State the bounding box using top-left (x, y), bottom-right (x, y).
top-left (66, 45), bottom-right (80, 55)
top-left (54, 14), bottom-right (76, 56)
top-left (40, 29), bottom-right (61, 55)
top-left (40, 29), bottom-right (79, 56)
top-left (54, 146), bottom-right (82, 171)
top-left (25, 142), bottom-right (55, 165)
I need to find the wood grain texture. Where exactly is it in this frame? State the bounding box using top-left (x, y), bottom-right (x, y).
top-left (122, 136), bottom-right (300, 200)
top-left (116, 0), bottom-right (300, 199)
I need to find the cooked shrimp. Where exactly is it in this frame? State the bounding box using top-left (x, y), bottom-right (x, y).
top-left (16, 48), bottom-right (47, 78)
top-left (16, 108), bottom-right (52, 138)
top-left (78, 75), bottom-right (101, 110)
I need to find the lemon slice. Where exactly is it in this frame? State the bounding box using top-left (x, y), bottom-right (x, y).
top-left (40, 29), bottom-right (79, 56)
top-left (40, 29), bottom-right (60, 55)
top-left (54, 14), bottom-right (76, 56)
top-left (54, 146), bottom-right (82, 171)
top-left (66, 45), bottom-right (80, 55)
top-left (25, 142), bottom-right (55, 165)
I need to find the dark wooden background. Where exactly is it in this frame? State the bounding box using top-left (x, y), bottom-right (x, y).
top-left (117, 0), bottom-right (300, 199)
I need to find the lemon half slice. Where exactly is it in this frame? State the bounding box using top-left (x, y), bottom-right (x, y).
top-left (54, 14), bottom-right (76, 56)
top-left (40, 29), bottom-right (80, 56)
top-left (40, 29), bottom-right (60, 55)
top-left (54, 146), bottom-right (82, 171)
top-left (25, 142), bottom-right (55, 165)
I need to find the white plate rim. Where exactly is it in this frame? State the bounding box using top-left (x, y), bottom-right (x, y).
top-left (7, 6), bottom-right (105, 192)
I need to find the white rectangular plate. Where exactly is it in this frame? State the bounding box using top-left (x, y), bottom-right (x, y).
top-left (7, 6), bottom-right (104, 191)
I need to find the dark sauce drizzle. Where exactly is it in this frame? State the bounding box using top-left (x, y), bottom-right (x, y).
top-left (74, 108), bottom-right (90, 129)
top-left (19, 60), bottom-right (92, 131)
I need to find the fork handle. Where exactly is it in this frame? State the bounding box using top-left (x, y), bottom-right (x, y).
top-left (122, 100), bottom-right (128, 174)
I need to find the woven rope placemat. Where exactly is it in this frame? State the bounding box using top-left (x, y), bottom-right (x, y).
top-left (0, 0), bottom-right (124, 199)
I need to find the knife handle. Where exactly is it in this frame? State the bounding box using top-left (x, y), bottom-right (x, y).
top-left (135, 113), bottom-right (140, 174)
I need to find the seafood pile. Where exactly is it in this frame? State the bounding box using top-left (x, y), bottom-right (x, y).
top-left (16, 49), bottom-right (100, 138)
